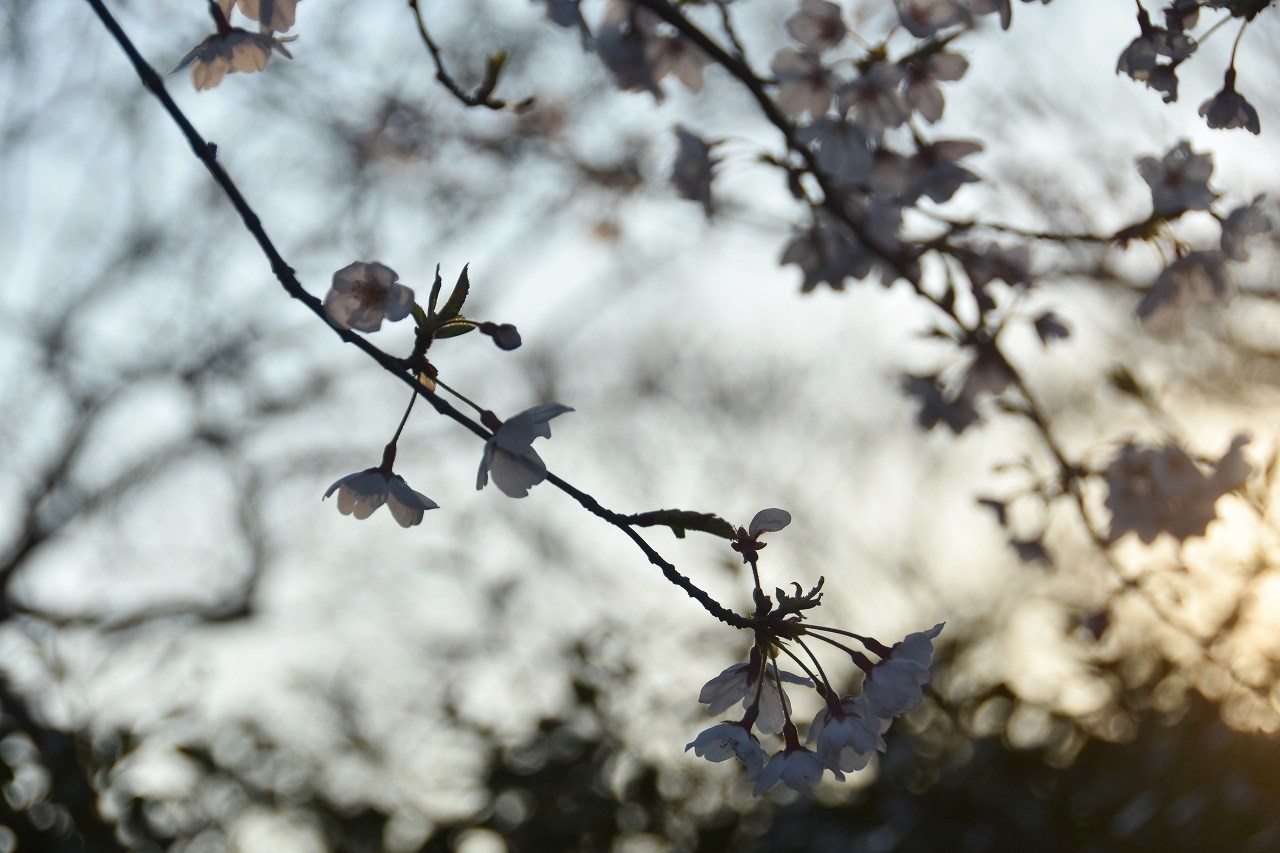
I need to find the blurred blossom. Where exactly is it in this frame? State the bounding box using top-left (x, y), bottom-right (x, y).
top-left (174, 28), bottom-right (295, 91)
top-left (1137, 140), bottom-right (1215, 217)
top-left (477, 322), bottom-right (523, 351)
top-left (671, 126), bottom-right (718, 216)
top-left (771, 48), bottom-right (838, 119)
top-left (753, 745), bottom-right (836, 796)
top-left (1136, 251), bottom-right (1234, 328)
top-left (477, 403), bottom-right (573, 498)
top-left (685, 722), bottom-right (766, 779)
top-left (900, 372), bottom-right (979, 434)
top-left (786, 0), bottom-right (847, 53)
top-left (1115, 7), bottom-right (1193, 104)
top-left (1198, 70), bottom-right (1260, 134)
top-left (1219, 196), bottom-right (1271, 262)
top-left (780, 217), bottom-right (875, 292)
top-left (1104, 436), bottom-right (1250, 544)
top-left (322, 262), bottom-right (415, 332)
top-left (894, 0), bottom-right (972, 38)
top-left (647, 34), bottom-right (710, 90)
top-left (837, 64), bottom-right (910, 138)
top-left (324, 469), bottom-right (438, 528)
top-left (596, 0), bottom-right (663, 99)
top-left (968, 0), bottom-right (1012, 30)
top-left (796, 118), bottom-right (872, 188)
top-left (220, 0), bottom-right (300, 34)
top-left (905, 139), bottom-right (983, 204)
top-left (903, 52), bottom-right (969, 123)
top-left (534, 0), bottom-right (592, 42)
top-left (698, 662), bottom-right (812, 735)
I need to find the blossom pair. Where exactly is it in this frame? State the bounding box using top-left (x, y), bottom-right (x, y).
top-left (325, 403), bottom-right (573, 525)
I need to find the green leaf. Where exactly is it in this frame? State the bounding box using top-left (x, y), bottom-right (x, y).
top-left (623, 509), bottom-right (736, 540)
top-left (432, 318), bottom-right (476, 339)
top-left (427, 264), bottom-right (443, 317)
top-left (438, 264), bottom-right (470, 322)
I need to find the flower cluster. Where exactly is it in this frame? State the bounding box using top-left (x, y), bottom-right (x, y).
top-left (1132, 144), bottom-right (1272, 327)
top-left (685, 509), bottom-right (944, 795)
top-left (318, 261), bottom-right (569, 525)
top-left (1117, 2), bottom-right (1263, 133)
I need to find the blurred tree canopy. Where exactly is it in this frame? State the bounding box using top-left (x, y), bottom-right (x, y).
top-left (3, 0), bottom-right (1280, 850)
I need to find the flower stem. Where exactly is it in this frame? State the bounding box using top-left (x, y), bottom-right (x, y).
top-left (434, 378), bottom-right (487, 418)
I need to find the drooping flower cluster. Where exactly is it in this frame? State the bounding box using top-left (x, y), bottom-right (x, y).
top-left (685, 509), bottom-right (944, 795)
top-left (1116, 2), bottom-right (1264, 133)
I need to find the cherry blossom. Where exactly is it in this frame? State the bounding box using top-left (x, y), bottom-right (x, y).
top-left (968, 0), bottom-right (1012, 30)
top-left (796, 118), bottom-right (872, 189)
top-left (477, 403), bottom-right (573, 498)
top-left (862, 623), bottom-right (944, 719)
top-left (780, 217), bottom-right (875, 292)
top-left (672, 126), bottom-right (718, 216)
top-left (903, 52), bottom-right (969, 124)
top-left (808, 696), bottom-right (886, 772)
top-left (771, 49), bottom-right (838, 120)
top-left (596, 1), bottom-right (663, 100)
top-left (1136, 251), bottom-right (1234, 328)
top-left (174, 26), bottom-right (294, 91)
top-left (1104, 436), bottom-right (1250, 543)
top-left (685, 722), bottom-right (766, 779)
top-left (324, 468), bottom-right (438, 528)
top-left (1198, 69), bottom-right (1260, 135)
top-left (785, 0), bottom-right (847, 53)
top-left (698, 660), bottom-right (812, 735)
top-left (647, 34), bottom-right (710, 91)
top-left (219, 0), bottom-right (299, 34)
top-left (322, 262), bottom-right (415, 333)
top-left (753, 744), bottom-right (838, 796)
top-left (1137, 140), bottom-right (1216, 217)
top-left (894, 0), bottom-right (971, 38)
top-left (1219, 197), bottom-right (1271, 262)
top-left (749, 508), bottom-right (791, 537)
top-left (837, 64), bottom-right (910, 139)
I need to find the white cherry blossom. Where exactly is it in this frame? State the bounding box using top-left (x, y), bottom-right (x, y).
top-left (863, 623), bottom-right (944, 719)
top-left (808, 696), bottom-right (886, 772)
top-left (477, 403), bottom-right (573, 498)
top-left (324, 468), bottom-right (438, 528)
top-left (322, 262), bottom-right (415, 333)
top-left (685, 722), bottom-right (766, 779)
top-left (753, 745), bottom-right (839, 796)
top-left (698, 661), bottom-right (813, 735)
